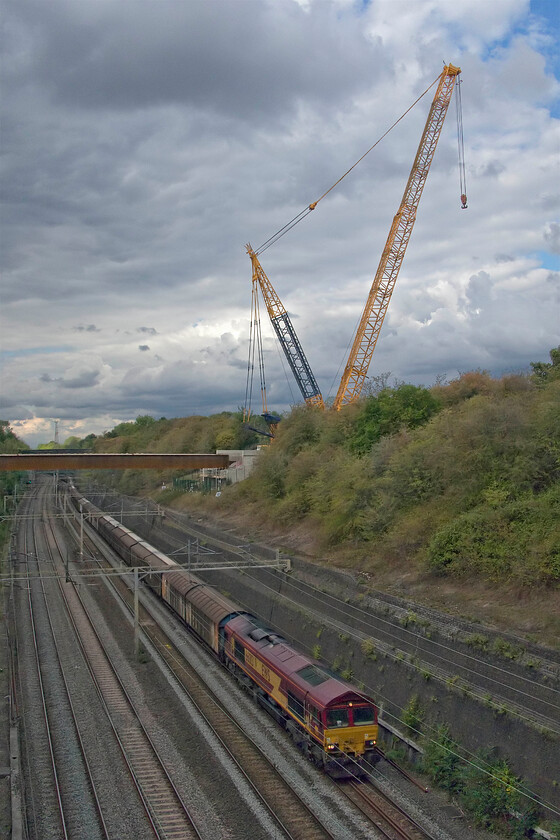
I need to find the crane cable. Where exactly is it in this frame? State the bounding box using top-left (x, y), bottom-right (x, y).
top-left (243, 283), bottom-right (268, 422)
top-left (455, 74), bottom-right (468, 208)
top-left (243, 286), bottom-right (257, 421)
top-left (255, 70), bottom-right (443, 257)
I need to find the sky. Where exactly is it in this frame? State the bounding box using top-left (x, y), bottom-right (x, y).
top-left (1, 0), bottom-right (559, 448)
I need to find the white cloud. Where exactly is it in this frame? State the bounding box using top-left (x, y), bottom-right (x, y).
top-left (1, 0), bottom-right (558, 447)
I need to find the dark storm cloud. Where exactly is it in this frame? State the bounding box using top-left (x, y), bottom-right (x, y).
top-left (117, 358), bottom-right (251, 417)
top-left (10, 0), bottom-right (382, 121)
top-left (40, 369), bottom-right (101, 388)
top-left (0, 0), bottom-right (385, 320)
top-left (61, 370), bottom-right (100, 388)
top-left (2, 0), bottom-right (559, 448)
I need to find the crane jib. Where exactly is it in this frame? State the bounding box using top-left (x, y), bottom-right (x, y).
top-left (244, 64), bottom-right (463, 420)
top-left (333, 64), bottom-right (461, 410)
top-left (270, 312), bottom-right (323, 402)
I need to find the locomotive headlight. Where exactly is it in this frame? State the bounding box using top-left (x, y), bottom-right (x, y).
top-left (365, 740), bottom-right (376, 748)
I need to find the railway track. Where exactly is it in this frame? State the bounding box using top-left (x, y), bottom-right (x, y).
top-left (12, 478), bottom-right (498, 839)
top-left (136, 505), bottom-right (560, 736)
top-left (72, 517), bottom-right (347, 840)
top-left (344, 781), bottom-right (434, 840)
top-left (65, 483), bottom-right (480, 840)
top-left (13, 489), bottom-right (110, 840)
top-left (12, 483), bottom-right (204, 840)
top-left (46, 533), bottom-right (203, 840)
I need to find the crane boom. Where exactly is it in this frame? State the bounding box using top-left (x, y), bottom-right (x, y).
top-left (334, 64), bottom-right (461, 410)
top-left (246, 245), bottom-right (325, 409)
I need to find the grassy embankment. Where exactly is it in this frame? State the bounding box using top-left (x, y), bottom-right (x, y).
top-left (73, 351), bottom-right (560, 645)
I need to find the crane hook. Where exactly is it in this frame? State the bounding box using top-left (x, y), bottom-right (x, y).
top-left (461, 193), bottom-right (468, 209)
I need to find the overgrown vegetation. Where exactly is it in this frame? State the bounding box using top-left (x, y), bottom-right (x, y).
top-left (78, 411), bottom-right (261, 496)
top-left (402, 693), bottom-right (424, 737)
top-left (65, 347), bottom-right (560, 588)
top-left (423, 725), bottom-right (539, 836)
top-left (227, 349), bottom-right (560, 586)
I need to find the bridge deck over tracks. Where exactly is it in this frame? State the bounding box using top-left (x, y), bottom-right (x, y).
top-left (0, 453), bottom-right (231, 471)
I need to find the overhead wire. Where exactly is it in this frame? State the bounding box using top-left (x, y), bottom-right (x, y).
top-left (326, 308), bottom-right (363, 404)
top-left (221, 568), bottom-right (559, 815)
top-left (114, 507), bottom-right (548, 812)
top-left (243, 282), bottom-right (268, 421)
top-left (254, 70), bottom-right (443, 257)
top-left (247, 565), bottom-right (560, 708)
top-left (72, 490), bottom-right (559, 817)
top-left (255, 291), bottom-right (268, 415)
top-left (255, 207), bottom-right (313, 256)
top-left (202, 567), bottom-right (558, 816)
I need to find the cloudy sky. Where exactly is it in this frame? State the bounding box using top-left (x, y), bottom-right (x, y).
top-left (1, 0), bottom-right (559, 447)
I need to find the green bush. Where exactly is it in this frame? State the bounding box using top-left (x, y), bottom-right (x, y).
top-left (64, 350), bottom-right (560, 592)
top-left (349, 384), bottom-right (442, 455)
top-left (402, 694), bottom-right (424, 737)
top-left (361, 639), bottom-right (377, 658)
top-left (460, 751), bottom-right (538, 835)
top-left (422, 725), bottom-right (462, 793)
top-left (423, 730), bottom-right (539, 835)
top-left (427, 484), bottom-right (560, 584)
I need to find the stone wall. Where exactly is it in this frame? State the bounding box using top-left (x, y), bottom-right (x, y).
top-left (115, 501), bottom-right (560, 814)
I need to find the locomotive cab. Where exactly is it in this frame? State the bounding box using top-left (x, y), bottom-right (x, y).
top-left (322, 699), bottom-right (379, 777)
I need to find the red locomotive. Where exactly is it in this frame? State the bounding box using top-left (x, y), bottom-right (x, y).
top-left (70, 487), bottom-right (379, 778)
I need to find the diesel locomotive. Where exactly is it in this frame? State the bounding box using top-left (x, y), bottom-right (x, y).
top-left (69, 486), bottom-right (379, 778)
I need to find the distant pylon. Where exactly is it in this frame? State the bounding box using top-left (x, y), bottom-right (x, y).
top-left (54, 420), bottom-right (59, 445)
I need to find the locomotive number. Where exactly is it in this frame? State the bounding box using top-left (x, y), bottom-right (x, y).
top-left (245, 651), bottom-right (271, 683)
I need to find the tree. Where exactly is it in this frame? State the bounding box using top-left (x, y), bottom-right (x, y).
top-left (531, 346), bottom-right (560, 385)
top-left (0, 421), bottom-right (26, 453)
top-left (135, 415), bottom-right (156, 427)
top-left (349, 384), bottom-right (441, 455)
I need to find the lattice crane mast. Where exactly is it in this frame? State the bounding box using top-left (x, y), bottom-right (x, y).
top-left (333, 63), bottom-right (462, 410)
top-left (246, 245), bottom-right (325, 410)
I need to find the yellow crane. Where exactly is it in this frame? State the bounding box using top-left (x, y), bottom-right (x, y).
top-left (246, 63), bottom-right (464, 422)
top-left (333, 64), bottom-right (462, 409)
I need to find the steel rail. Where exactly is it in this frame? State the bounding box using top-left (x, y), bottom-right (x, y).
top-left (70, 501), bottom-right (340, 840)
top-left (13, 489), bottom-right (46, 840)
top-left (47, 525), bottom-right (203, 840)
top-left (25, 527), bottom-right (68, 840)
top-left (153, 510), bottom-right (560, 734)
top-left (345, 780), bottom-right (434, 840)
top-left (35, 510), bottom-right (111, 840)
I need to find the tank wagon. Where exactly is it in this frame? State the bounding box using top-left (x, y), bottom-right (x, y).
top-left (68, 486), bottom-right (379, 778)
